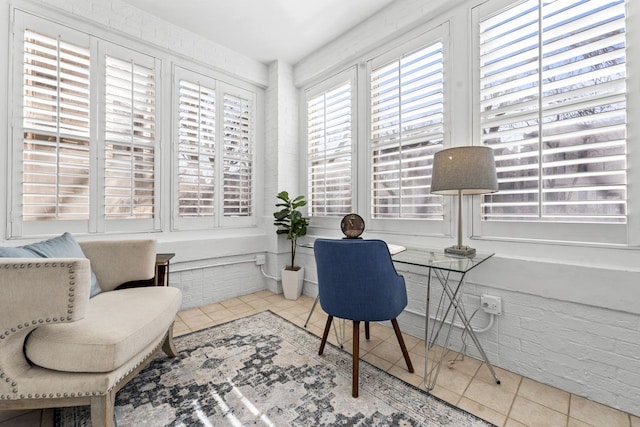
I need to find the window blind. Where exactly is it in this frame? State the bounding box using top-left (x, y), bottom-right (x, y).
top-left (22, 29), bottom-right (91, 221)
top-left (370, 41), bottom-right (445, 219)
top-left (104, 56), bottom-right (156, 219)
top-left (177, 79), bottom-right (216, 218)
top-left (479, 0), bottom-right (627, 223)
top-left (222, 92), bottom-right (253, 217)
top-left (307, 81), bottom-right (353, 217)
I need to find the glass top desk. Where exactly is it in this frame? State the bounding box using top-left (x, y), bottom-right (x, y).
top-left (392, 249), bottom-right (501, 390)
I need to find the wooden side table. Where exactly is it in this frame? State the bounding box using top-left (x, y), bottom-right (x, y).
top-left (154, 253), bottom-right (175, 286)
top-left (116, 253), bottom-right (175, 289)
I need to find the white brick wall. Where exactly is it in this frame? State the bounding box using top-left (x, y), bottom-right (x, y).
top-left (264, 60), bottom-right (300, 225)
top-left (263, 60), bottom-right (302, 290)
top-left (30, 0), bottom-right (269, 87)
top-left (170, 255), bottom-right (266, 309)
top-left (492, 287), bottom-right (640, 413)
top-left (294, 0), bottom-right (468, 86)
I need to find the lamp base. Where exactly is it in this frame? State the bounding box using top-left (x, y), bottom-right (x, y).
top-left (444, 245), bottom-right (476, 257)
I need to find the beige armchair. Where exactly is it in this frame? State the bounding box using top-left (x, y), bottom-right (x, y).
top-left (0, 239), bottom-right (182, 427)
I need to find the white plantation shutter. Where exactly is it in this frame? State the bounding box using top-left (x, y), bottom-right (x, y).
top-left (177, 79), bottom-right (216, 218)
top-left (370, 41), bottom-right (445, 219)
top-left (22, 29), bottom-right (91, 221)
top-left (479, 0), bottom-right (627, 223)
top-left (173, 68), bottom-right (256, 229)
top-left (104, 55), bottom-right (156, 220)
top-left (223, 91), bottom-right (254, 217)
top-left (307, 78), bottom-right (353, 217)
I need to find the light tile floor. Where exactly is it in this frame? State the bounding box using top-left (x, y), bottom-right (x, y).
top-left (2, 290), bottom-right (638, 427)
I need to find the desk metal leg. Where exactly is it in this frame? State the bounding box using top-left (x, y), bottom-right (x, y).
top-left (424, 269), bottom-right (431, 389)
top-left (304, 295), bottom-right (319, 328)
top-left (439, 275), bottom-right (501, 386)
top-left (423, 268), bottom-right (500, 390)
top-left (424, 268), bottom-right (461, 390)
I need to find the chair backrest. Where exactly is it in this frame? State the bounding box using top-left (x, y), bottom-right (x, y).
top-left (79, 239), bottom-right (157, 292)
top-left (314, 238), bottom-right (407, 322)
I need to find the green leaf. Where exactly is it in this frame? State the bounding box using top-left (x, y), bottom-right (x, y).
top-left (273, 209), bottom-right (289, 220)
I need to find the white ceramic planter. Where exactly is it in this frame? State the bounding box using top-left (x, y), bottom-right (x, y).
top-left (281, 267), bottom-right (304, 300)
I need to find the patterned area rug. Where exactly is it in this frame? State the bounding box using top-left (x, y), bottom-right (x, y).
top-left (55, 310), bottom-right (494, 426)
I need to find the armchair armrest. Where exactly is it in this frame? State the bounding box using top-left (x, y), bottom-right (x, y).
top-left (0, 258), bottom-right (91, 345)
top-left (0, 259), bottom-right (91, 397)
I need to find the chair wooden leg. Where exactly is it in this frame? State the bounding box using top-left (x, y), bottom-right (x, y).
top-left (352, 320), bottom-right (360, 398)
top-left (90, 389), bottom-right (115, 427)
top-left (391, 318), bottom-right (414, 373)
top-left (365, 321), bottom-right (370, 340)
top-left (162, 323), bottom-right (178, 357)
top-left (319, 315), bottom-right (333, 355)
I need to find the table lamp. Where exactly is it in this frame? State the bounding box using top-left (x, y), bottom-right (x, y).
top-left (430, 146), bottom-right (498, 256)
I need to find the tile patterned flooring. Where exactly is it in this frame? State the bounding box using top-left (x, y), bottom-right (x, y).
top-left (2, 290), bottom-right (638, 427)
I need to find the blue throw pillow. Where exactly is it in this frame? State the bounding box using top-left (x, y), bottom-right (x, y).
top-left (0, 232), bottom-right (101, 297)
top-left (0, 246), bottom-right (38, 257)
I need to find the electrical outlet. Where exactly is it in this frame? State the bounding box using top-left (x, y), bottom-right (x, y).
top-left (481, 295), bottom-right (502, 315)
top-left (255, 254), bottom-right (266, 265)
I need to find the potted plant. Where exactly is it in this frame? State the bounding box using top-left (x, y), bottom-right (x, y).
top-left (273, 191), bottom-right (310, 300)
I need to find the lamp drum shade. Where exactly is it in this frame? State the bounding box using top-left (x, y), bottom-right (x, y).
top-left (430, 146), bottom-right (498, 195)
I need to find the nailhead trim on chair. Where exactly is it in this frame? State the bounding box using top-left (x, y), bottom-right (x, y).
top-left (11, 330), bottom-right (168, 399)
top-left (0, 262), bottom-right (77, 400)
top-left (3, 319), bottom-right (171, 401)
top-left (105, 329), bottom-right (168, 394)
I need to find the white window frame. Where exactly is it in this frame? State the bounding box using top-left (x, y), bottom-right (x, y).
top-left (9, 11), bottom-right (161, 238)
top-left (220, 84), bottom-right (256, 226)
top-left (303, 67), bottom-right (357, 228)
top-left (300, 23), bottom-right (451, 238)
top-left (98, 41), bottom-right (161, 234)
top-left (364, 23), bottom-right (451, 237)
top-left (173, 66), bottom-right (217, 230)
top-left (470, 0), bottom-right (630, 246)
top-left (172, 66), bottom-right (257, 230)
top-left (11, 15), bottom-right (94, 237)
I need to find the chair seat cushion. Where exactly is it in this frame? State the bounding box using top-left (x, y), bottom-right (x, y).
top-left (25, 286), bottom-right (181, 373)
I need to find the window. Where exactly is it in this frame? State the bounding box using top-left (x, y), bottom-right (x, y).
top-left (477, 0), bottom-right (627, 226)
top-left (306, 70), bottom-right (355, 217)
top-left (173, 67), bottom-right (256, 229)
top-left (12, 12), bottom-right (159, 236)
top-left (370, 39), bottom-right (445, 220)
top-left (12, 11), bottom-right (260, 238)
top-left (222, 91), bottom-right (254, 218)
top-left (177, 78), bottom-right (216, 220)
top-left (22, 29), bottom-right (91, 222)
top-left (301, 25), bottom-right (448, 235)
top-left (104, 55), bottom-right (157, 221)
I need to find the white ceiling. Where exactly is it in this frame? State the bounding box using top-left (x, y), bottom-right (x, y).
top-left (120, 0), bottom-right (397, 64)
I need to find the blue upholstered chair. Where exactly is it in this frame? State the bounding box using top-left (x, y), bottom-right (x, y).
top-left (314, 238), bottom-right (414, 397)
